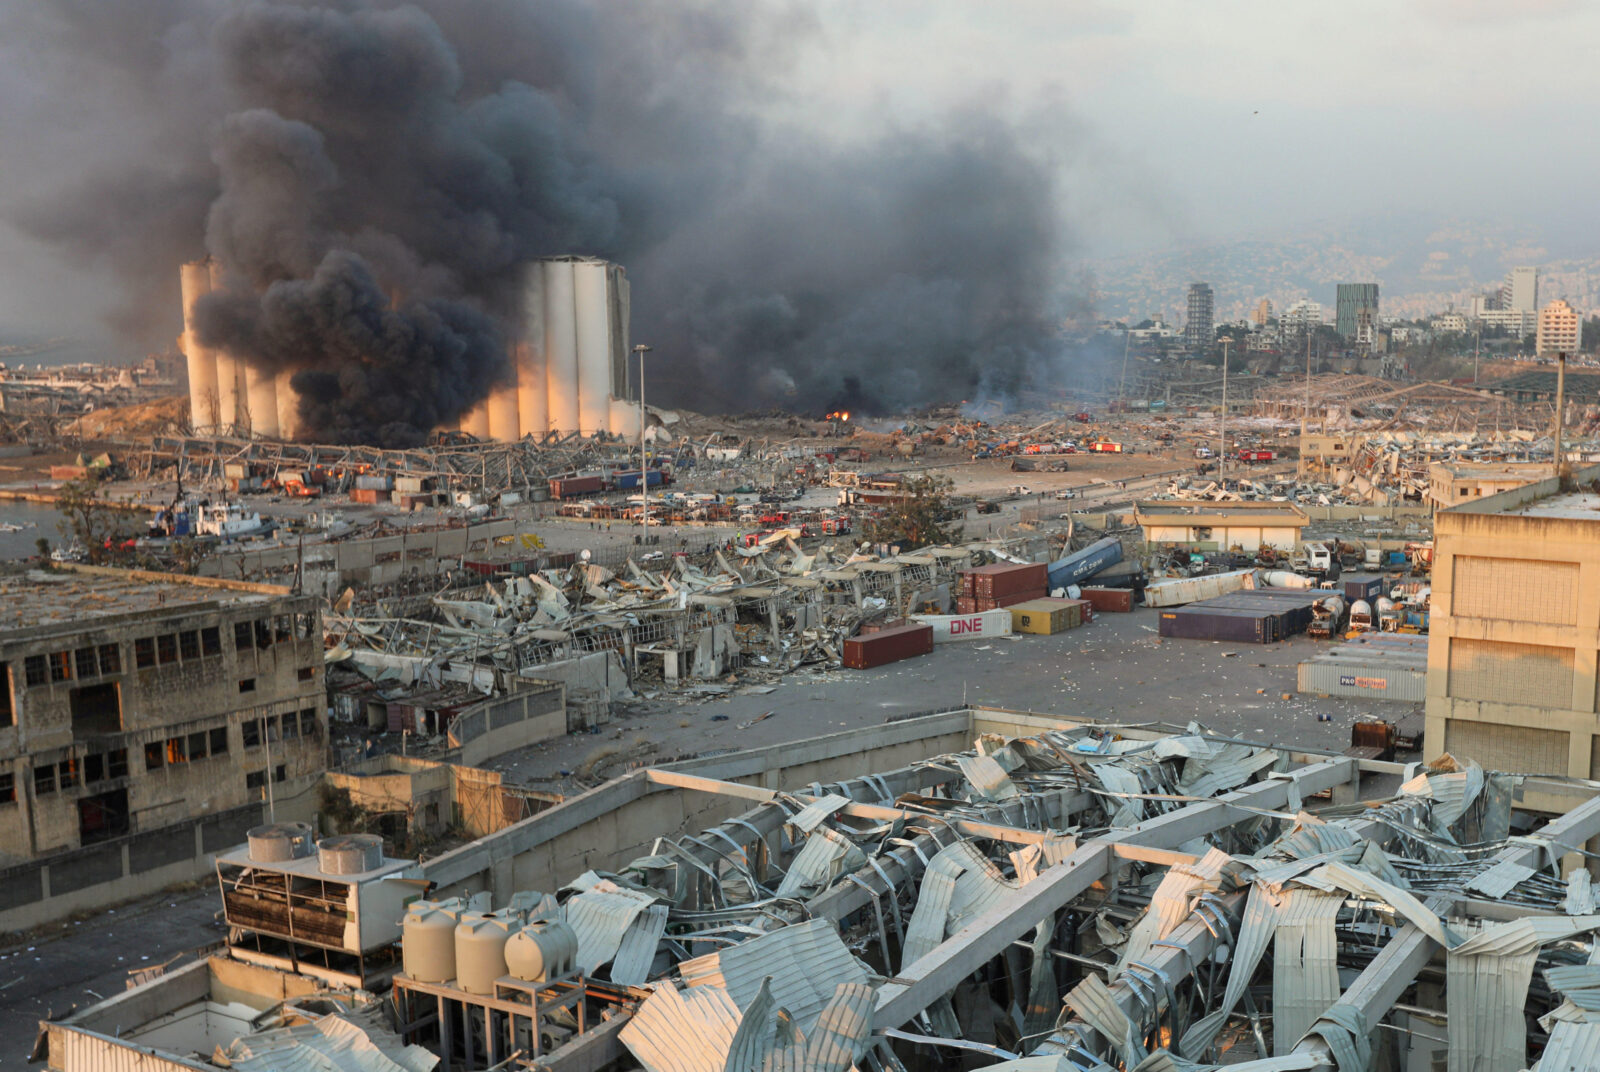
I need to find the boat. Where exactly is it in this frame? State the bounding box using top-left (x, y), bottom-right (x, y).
top-left (50, 540), bottom-right (86, 563)
top-left (0, 521), bottom-right (36, 533)
top-left (194, 501), bottom-right (274, 540)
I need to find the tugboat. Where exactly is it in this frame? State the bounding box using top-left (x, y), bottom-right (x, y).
top-left (193, 501), bottom-right (274, 540)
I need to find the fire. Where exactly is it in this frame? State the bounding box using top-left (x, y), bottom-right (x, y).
top-left (825, 411), bottom-right (851, 422)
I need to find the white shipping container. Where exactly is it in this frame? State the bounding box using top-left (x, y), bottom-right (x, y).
top-left (1142, 568), bottom-right (1256, 608)
top-left (910, 609), bottom-right (1013, 643)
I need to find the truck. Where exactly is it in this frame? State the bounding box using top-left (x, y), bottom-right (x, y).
top-left (1087, 440), bottom-right (1123, 453)
top-left (1237, 449), bottom-right (1275, 464)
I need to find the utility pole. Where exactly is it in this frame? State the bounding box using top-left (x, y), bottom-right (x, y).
top-left (633, 344), bottom-right (653, 533)
top-left (1554, 351), bottom-right (1567, 481)
top-left (1117, 327), bottom-right (1132, 409)
top-left (1218, 337), bottom-right (1231, 481)
top-left (1303, 332), bottom-right (1312, 436)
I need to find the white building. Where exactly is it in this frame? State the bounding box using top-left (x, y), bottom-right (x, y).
top-left (1507, 266), bottom-right (1540, 314)
top-left (1280, 299), bottom-right (1323, 333)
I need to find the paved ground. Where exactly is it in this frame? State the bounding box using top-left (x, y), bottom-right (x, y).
top-left (0, 886), bottom-right (224, 1063)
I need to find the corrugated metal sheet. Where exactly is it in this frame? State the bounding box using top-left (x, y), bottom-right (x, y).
top-left (1065, 972), bottom-right (1143, 1067)
top-left (222, 1009), bottom-right (438, 1072)
top-left (1465, 860), bottom-right (1536, 899)
top-left (620, 981), bottom-right (744, 1072)
top-left (787, 793), bottom-right (850, 833)
top-left (956, 753), bottom-right (1018, 800)
top-left (774, 826), bottom-right (865, 899)
top-left (1271, 889), bottom-right (1343, 1053)
top-left (1448, 917), bottom-right (1600, 1072)
top-left (901, 845), bottom-right (966, 969)
top-left (1534, 1018), bottom-right (1600, 1072)
top-left (1117, 847), bottom-right (1232, 974)
top-left (1180, 882), bottom-right (1277, 1057)
top-left (565, 879), bottom-right (660, 974)
top-left (52, 1026), bottom-right (212, 1072)
top-left (712, 918), bottom-right (869, 1032)
top-left (609, 902), bottom-right (669, 986)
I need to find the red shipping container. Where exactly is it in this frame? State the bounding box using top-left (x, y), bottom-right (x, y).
top-left (843, 622), bottom-right (934, 669)
top-left (972, 589), bottom-right (1047, 611)
top-left (966, 562), bottom-right (1048, 600)
top-left (351, 487), bottom-right (381, 504)
top-left (1060, 597), bottom-right (1094, 622)
top-left (1079, 587), bottom-right (1134, 613)
top-left (858, 617), bottom-right (912, 635)
top-left (955, 596), bottom-right (977, 615)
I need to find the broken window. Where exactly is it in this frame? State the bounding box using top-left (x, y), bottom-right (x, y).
top-left (84, 753), bottom-right (104, 783)
top-left (156, 634), bottom-right (178, 665)
top-left (34, 764), bottom-right (54, 794)
top-left (246, 770), bottom-right (265, 790)
top-left (187, 731), bottom-right (208, 760)
top-left (239, 678), bottom-right (256, 694)
top-left (69, 682), bottom-right (121, 734)
top-left (179, 631), bottom-right (200, 661)
top-left (300, 708), bottom-right (318, 736)
top-left (58, 757), bottom-right (78, 789)
top-left (298, 666), bottom-right (314, 682)
top-left (201, 627), bottom-right (222, 656)
top-left (166, 737), bottom-right (187, 764)
top-left (78, 787), bottom-right (128, 845)
top-left (74, 647), bottom-right (98, 680)
top-left (210, 727), bottom-right (229, 755)
top-left (294, 613), bottom-right (314, 639)
top-left (0, 664), bottom-right (12, 727)
top-left (242, 720), bottom-right (260, 748)
top-left (234, 621), bottom-right (254, 651)
top-left (0, 773), bottom-right (13, 805)
top-left (282, 714), bottom-right (299, 740)
top-left (49, 651), bottom-right (71, 682)
top-left (107, 748), bottom-right (127, 779)
top-left (24, 655), bottom-right (46, 687)
top-left (274, 616), bottom-right (292, 643)
top-left (255, 620), bottom-right (273, 649)
top-left (144, 742), bottom-right (164, 771)
top-left (274, 764), bottom-right (286, 783)
top-left (97, 644), bottom-right (121, 675)
top-left (134, 637), bottom-right (155, 669)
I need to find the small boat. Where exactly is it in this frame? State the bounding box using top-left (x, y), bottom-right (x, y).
top-left (0, 521), bottom-right (36, 533)
top-left (194, 501), bottom-right (274, 540)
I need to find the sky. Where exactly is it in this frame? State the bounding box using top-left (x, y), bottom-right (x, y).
top-left (0, 0), bottom-right (1594, 361)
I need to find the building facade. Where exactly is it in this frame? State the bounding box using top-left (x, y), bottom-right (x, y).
top-left (1335, 283), bottom-right (1380, 343)
top-left (1425, 464), bottom-right (1600, 777)
top-left (1508, 265), bottom-right (1540, 314)
top-left (1426, 461), bottom-right (1554, 511)
top-left (0, 569), bottom-right (325, 861)
top-left (1184, 282), bottom-right (1215, 356)
top-left (1536, 298), bottom-right (1582, 357)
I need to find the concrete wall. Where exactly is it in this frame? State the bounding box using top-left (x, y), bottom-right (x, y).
top-left (421, 710), bottom-right (971, 903)
top-left (200, 518), bottom-right (518, 586)
top-left (1426, 464), bottom-right (1600, 778)
top-left (449, 682), bottom-right (566, 767)
top-left (0, 802), bottom-right (260, 934)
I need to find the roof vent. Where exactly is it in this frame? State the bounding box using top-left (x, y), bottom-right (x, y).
top-left (246, 822), bottom-right (315, 863)
top-left (317, 834), bottom-right (384, 875)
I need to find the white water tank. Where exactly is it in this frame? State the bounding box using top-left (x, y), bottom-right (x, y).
top-left (402, 899), bottom-right (464, 983)
top-left (455, 911), bottom-right (523, 995)
top-left (317, 834), bottom-right (384, 875)
top-left (505, 919), bottom-right (578, 983)
top-left (247, 822), bottom-right (315, 862)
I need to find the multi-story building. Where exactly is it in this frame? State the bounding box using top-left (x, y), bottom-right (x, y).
top-left (1536, 298), bottom-right (1582, 357)
top-left (1280, 299), bottom-right (1323, 336)
top-left (1426, 461), bottom-right (1555, 512)
top-left (1335, 283), bottom-right (1380, 342)
top-left (0, 568), bottom-right (325, 861)
top-left (1433, 312), bottom-right (1469, 334)
top-left (1477, 308), bottom-right (1536, 336)
top-left (1251, 298), bottom-right (1272, 326)
top-left (1425, 464), bottom-right (1600, 777)
top-left (1507, 266), bottom-right (1540, 314)
top-left (1184, 283), bottom-right (1214, 356)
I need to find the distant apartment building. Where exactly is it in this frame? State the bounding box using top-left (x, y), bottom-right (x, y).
top-left (1536, 298), bottom-right (1582, 357)
top-left (1184, 283), bottom-right (1215, 355)
top-left (1427, 461), bottom-right (1554, 512)
top-left (1335, 283), bottom-right (1380, 343)
top-left (1128, 315), bottom-right (1176, 342)
top-left (0, 568), bottom-right (325, 863)
top-left (1478, 308), bottom-right (1536, 336)
top-left (1425, 464), bottom-right (1600, 777)
top-left (1507, 266), bottom-right (1540, 314)
top-left (1251, 298), bottom-right (1272, 326)
top-left (1433, 312), bottom-right (1470, 334)
top-left (1280, 300), bottom-right (1323, 334)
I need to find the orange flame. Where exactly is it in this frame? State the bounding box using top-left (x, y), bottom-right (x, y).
top-left (825, 410), bottom-right (851, 421)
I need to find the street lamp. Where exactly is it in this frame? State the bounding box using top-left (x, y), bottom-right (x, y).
top-left (633, 344), bottom-right (653, 532)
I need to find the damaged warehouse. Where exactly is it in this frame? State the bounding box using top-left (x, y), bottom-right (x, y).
top-left (38, 707), bottom-right (1600, 1072)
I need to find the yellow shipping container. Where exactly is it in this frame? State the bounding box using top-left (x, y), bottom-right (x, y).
top-left (1009, 598), bottom-right (1081, 635)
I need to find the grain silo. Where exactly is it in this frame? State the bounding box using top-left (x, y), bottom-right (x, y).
top-left (179, 260), bottom-right (220, 432)
top-left (513, 256), bottom-right (632, 441)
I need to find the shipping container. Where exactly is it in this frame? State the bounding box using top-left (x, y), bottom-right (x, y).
top-left (1079, 587), bottom-right (1135, 613)
top-left (842, 622), bottom-right (934, 669)
top-left (1158, 607), bottom-right (1279, 643)
top-left (910, 609), bottom-right (1013, 643)
top-left (613, 469), bottom-right (666, 490)
top-left (1343, 577), bottom-right (1384, 603)
top-left (1297, 634), bottom-right (1427, 702)
top-left (549, 475), bottom-right (606, 499)
top-left (1142, 568), bottom-right (1255, 608)
top-left (395, 476), bottom-right (426, 493)
top-left (964, 562), bottom-right (1049, 599)
top-left (355, 474), bottom-right (393, 491)
top-left (350, 487), bottom-right (382, 505)
top-left (1046, 537), bottom-right (1123, 591)
top-left (1009, 598), bottom-right (1081, 635)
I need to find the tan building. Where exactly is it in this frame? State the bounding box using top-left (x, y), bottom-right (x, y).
top-left (1298, 432), bottom-right (1362, 475)
top-left (1536, 298), bottom-right (1582, 357)
top-left (1425, 463), bottom-right (1600, 777)
top-left (1427, 461), bottom-right (1555, 511)
top-left (1134, 501), bottom-right (1309, 553)
top-left (0, 567), bottom-right (324, 863)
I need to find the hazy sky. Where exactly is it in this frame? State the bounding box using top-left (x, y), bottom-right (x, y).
top-left (0, 0), bottom-right (1594, 358)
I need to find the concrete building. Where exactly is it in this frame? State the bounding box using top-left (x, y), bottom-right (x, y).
top-left (1184, 282), bottom-right (1214, 355)
top-left (1508, 265), bottom-right (1540, 313)
top-left (1281, 299), bottom-right (1323, 334)
top-left (1335, 283), bottom-right (1380, 342)
top-left (1536, 298), bottom-right (1582, 357)
top-left (1252, 297), bottom-right (1272, 326)
top-left (1426, 460), bottom-right (1555, 511)
top-left (1433, 312), bottom-right (1469, 334)
top-left (1425, 463), bottom-right (1600, 778)
top-left (1133, 500), bottom-right (1309, 553)
top-left (1477, 308), bottom-right (1536, 336)
top-left (0, 566), bottom-right (324, 927)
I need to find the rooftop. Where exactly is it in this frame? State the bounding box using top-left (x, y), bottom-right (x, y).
top-left (1443, 461), bottom-right (1600, 519)
top-left (0, 565), bottom-right (287, 635)
top-left (1134, 499), bottom-right (1309, 523)
top-left (1431, 460), bottom-right (1555, 480)
top-left (1500, 488), bottom-right (1600, 520)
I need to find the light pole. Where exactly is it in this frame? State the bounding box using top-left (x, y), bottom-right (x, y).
top-left (1218, 337), bottom-right (1231, 482)
top-left (633, 344), bottom-right (652, 533)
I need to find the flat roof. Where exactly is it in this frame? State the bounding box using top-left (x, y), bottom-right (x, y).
top-left (1499, 489), bottom-right (1600, 520)
top-left (1134, 500), bottom-right (1308, 524)
top-left (0, 567), bottom-right (283, 635)
top-left (1431, 461), bottom-right (1554, 480)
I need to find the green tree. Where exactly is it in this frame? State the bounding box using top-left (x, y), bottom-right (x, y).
top-left (861, 475), bottom-right (958, 551)
top-left (55, 477), bottom-right (122, 564)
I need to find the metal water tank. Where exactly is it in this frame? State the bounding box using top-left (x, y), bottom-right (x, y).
top-left (317, 834), bottom-right (384, 874)
top-left (455, 912), bottom-right (523, 995)
top-left (402, 899), bottom-right (464, 983)
top-left (247, 822), bottom-right (315, 862)
top-left (505, 919), bottom-right (579, 983)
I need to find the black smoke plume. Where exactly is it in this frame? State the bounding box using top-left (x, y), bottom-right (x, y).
top-left (2, 1), bottom-right (1076, 445)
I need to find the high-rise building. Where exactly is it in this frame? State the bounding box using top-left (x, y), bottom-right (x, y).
top-left (1184, 283), bottom-right (1214, 355)
top-left (1280, 299), bottom-right (1322, 335)
top-left (1251, 298), bottom-right (1272, 326)
top-left (1536, 298), bottom-right (1581, 357)
top-left (1335, 283), bottom-right (1380, 342)
top-left (1507, 266), bottom-right (1540, 314)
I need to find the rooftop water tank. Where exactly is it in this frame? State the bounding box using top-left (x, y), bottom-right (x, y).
top-left (317, 834), bottom-right (384, 875)
top-left (455, 911), bottom-right (523, 995)
top-left (247, 822), bottom-right (315, 862)
top-left (402, 899), bottom-right (464, 983)
top-left (505, 919), bottom-right (578, 983)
